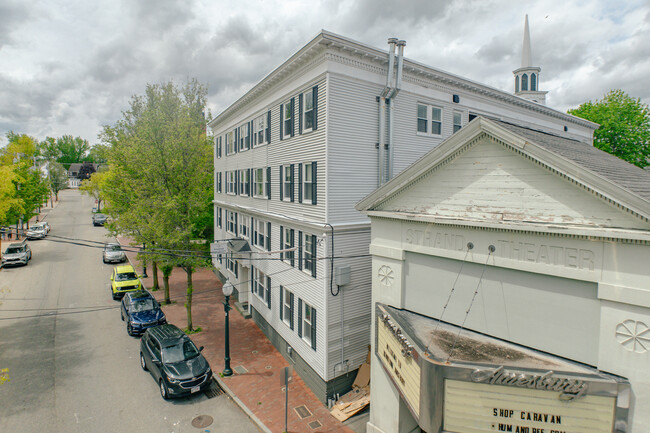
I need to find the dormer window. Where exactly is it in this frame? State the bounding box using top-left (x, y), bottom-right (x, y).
top-left (521, 73), bottom-right (528, 91)
top-left (531, 73), bottom-right (537, 91)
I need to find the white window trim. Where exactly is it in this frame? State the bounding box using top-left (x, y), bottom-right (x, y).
top-left (253, 219), bottom-right (267, 250)
top-left (302, 90), bottom-right (314, 134)
top-left (226, 171), bottom-right (236, 195)
top-left (283, 101), bottom-right (292, 140)
top-left (282, 287), bottom-right (292, 328)
top-left (282, 165), bottom-right (292, 202)
top-left (226, 210), bottom-right (236, 235)
top-left (302, 162), bottom-right (313, 204)
top-left (253, 268), bottom-right (267, 303)
top-left (253, 168), bottom-right (267, 198)
top-left (453, 111), bottom-right (463, 133)
top-left (253, 113), bottom-right (268, 147)
top-left (226, 131), bottom-right (235, 155)
top-left (239, 214), bottom-right (250, 240)
top-left (239, 169), bottom-right (250, 197)
top-left (416, 103), bottom-right (443, 137)
top-left (302, 233), bottom-right (316, 276)
top-left (302, 302), bottom-right (313, 346)
top-left (282, 227), bottom-right (294, 265)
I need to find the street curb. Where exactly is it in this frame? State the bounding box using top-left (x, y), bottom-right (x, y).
top-left (116, 237), bottom-right (272, 433)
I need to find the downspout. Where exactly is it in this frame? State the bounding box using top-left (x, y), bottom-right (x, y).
top-left (388, 40), bottom-right (406, 180)
top-left (378, 38), bottom-right (397, 186)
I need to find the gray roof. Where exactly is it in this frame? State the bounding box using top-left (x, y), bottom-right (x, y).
top-left (495, 120), bottom-right (650, 202)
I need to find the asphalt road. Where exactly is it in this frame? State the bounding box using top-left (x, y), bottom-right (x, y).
top-left (0, 189), bottom-right (261, 433)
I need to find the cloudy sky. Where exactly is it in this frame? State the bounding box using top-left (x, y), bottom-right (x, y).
top-left (1, 0), bottom-right (649, 147)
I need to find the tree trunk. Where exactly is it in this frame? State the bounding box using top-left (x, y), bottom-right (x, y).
top-left (162, 265), bottom-right (172, 305)
top-left (152, 261), bottom-right (159, 291)
top-left (185, 266), bottom-right (194, 332)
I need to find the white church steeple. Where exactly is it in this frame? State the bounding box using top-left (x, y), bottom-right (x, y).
top-left (513, 15), bottom-right (548, 104)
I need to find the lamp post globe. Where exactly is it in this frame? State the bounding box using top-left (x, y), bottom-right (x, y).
top-left (222, 279), bottom-right (234, 377)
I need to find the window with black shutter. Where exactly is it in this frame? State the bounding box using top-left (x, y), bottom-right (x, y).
top-left (266, 276), bottom-right (271, 309)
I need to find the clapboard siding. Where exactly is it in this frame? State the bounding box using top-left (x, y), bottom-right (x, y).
top-left (381, 139), bottom-right (649, 229)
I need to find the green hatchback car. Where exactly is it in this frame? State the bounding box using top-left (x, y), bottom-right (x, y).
top-left (110, 264), bottom-right (142, 300)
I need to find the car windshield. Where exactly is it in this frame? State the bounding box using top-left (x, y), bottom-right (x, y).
top-left (131, 298), bottom-right (156, 312)
top-left (116, 272), bottom-right (137, 281)
top-left (106, 245), bottom-right (122, 252)
top-left (162, 340), bottom-right (200, 363)
top-left (6, 247), bottom-right (23, 254)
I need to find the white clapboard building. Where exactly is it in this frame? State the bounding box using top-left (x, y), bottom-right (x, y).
top-left (208, 24), bottom-right (597, 403)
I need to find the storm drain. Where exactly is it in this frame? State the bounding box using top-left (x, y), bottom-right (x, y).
top-left (233, 365), bottom-right (248, 374)
top-left (294, 405), bottom-right (312, 419)
top-left (308, 420), bottom-right (322, 429)
top-left (191, 415), bottom-right (214, 428)
top-left (203, 381), bottom-right (225, 399)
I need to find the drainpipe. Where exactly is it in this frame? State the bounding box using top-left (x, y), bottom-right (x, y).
top-left (378, 38), bottom-right (398, 186)
top-left (387, 40), bottom-right (406, 180)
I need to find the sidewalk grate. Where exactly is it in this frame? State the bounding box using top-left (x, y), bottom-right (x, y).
top-left (294, 405), bottom-right (312, 419)
top-left (308, 420), bottom-right (322, 429)
top-left (204, 380), bottom-right (225, 399)
top-left (233, 365), bottom-right (248, 374)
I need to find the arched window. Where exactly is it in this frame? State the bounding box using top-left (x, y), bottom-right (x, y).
top-left (515, 75), bottom-right (519, 93)
top-left (521, 73), bottom-right (528, 91)
top-left (531, 73), bottom-right (537, 91)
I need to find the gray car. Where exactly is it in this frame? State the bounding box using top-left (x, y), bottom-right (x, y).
top-left (103, 243), bottom-right (126, 263)
top-left (2, 242), bottom-right (32, 267)
top-left (26, 226), bottom-right (47, 240)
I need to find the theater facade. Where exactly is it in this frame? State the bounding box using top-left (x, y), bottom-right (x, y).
top-left (356, 117), bottom-right (650, 433)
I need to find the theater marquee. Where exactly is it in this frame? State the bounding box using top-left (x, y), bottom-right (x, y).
top-left (375, 304), bottom-right (630, 433)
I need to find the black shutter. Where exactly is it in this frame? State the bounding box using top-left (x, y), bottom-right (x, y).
top-left (249, 120), bottom-right (253, 149)
top-left (266, 222), bottom-right (271, 251)
top-left (266, 276), bottom-right (271, 309)
top-left (235, 170), bottom-right (239, 195)
top-left (279, 166), bottom-right (283, 201)
top-left (289, 163), bottom-right (295, 202)
top-left (235, 261), bottom-right (238, 278)
top-left (290, 229), bottom-right (295, 267)
top-left (290, 292), bottom-right (295, 330)
top-left (266, 110), bottom-right (271, 143)
top-left (250, 216), bottom-right (254, 241)
top-left (279, 286), bottom-right (284, 321)
top-left (250, 265), bottom-right (254, 293)
top-left (252, 218), bottom-right (256, 245)
top-left (279, 104), bottom-right (284, 140)
top-left (298, 163), bottom-right (303, 203)
top-left (266, 166), bottom-right (271, 199)
top-left (298, 231), bottom-right (303, 271)
top-left (312, 86), bottom-right (318, 130)
top-left (312, 161), bottom-right (317, 205)
top-left (297, 298), bottom-right (302, 337)
top-left (298, 93), bottom-right (303, 134)
top-left (311, 235), bottom-right (317, 278)
top-left (311, 308), bottom-right (316, 350)
top-left (290, 98), bottom-right (295, 137)
top-left (280, 226), bottom-right (284, 260)
top-left (247, 168), bottom-right (252, 196)
top-left (234, 213), bottom-right (238, 236)
top-left (234, 128), bottom-right (239, 153)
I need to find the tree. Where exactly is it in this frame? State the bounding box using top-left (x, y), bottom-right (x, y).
top-left (80, 171), bottom-right (107, 211)
top-left (568, 89), bottom-right (650, 168)
top-left (100, 79), bottom-right (213, 332)
top-left (48, 162), bottom-right (68, 201)
top-left (0, 165), bottom-right (23, 226)
top-left (54, 135), bottom-right (91, 166)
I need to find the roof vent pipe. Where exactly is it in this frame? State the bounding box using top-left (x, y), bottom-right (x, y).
top-left (387, 40), bottom-right (406, 180)
top-left (395, 40), bottom-right (406, 92)
top-left (383, 38), bottom-right (398, 97)
top-left (379, 38), bottom-right (398, 185)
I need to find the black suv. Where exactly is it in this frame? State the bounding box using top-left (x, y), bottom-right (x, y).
top-left (92, 213), bottom-right (108, 226)
top-left (140, 324), bottom-right (212, 399)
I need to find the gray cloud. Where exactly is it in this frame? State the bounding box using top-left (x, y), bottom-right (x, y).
top-left (0, 1), bottom-right (32, 48)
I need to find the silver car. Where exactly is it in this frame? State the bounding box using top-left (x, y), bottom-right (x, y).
top-left (103, 243), bottom-right (126, 264)
top-left (2, 242), bottom-right (32, 267)
top-left (26, 226), bottom-right (47, 240)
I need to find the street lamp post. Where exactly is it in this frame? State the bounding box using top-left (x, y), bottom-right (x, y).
top-left (222, 279), bottom-right (234, 377)
top-left (141, 243), bottom-right (148, 278)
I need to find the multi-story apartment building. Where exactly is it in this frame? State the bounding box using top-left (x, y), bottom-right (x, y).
top-left (208, 29), bottom-right (596, 402)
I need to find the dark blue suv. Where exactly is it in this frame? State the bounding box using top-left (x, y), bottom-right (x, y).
top-left (140, 324), bottom-right (213, 399)
top-left (120, 290), bottom-right (166, 336)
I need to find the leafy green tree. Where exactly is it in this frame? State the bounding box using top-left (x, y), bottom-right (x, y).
top-left (80, 171), bottom-right (107, 211)
top-left (568, 90), bottom-right (650, 168)
top-left (54, 135), bottom-right (91, 166)
top-left (48, 162), bottom-right (68, 201)
top-left (100, 79), bottom-right (213, 332)
top-left (0, 165), bottom-right (23, 226)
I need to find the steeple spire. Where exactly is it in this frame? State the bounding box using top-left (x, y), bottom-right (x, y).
top-left (513, 15), bottom-right (547, 105)
top-left (521, 14), bottom-right (532, 67)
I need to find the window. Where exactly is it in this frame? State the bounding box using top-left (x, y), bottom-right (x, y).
top-left (531, 73), bottom-right (537, 91)
top-left (253, 167), bottom-right (268, 198)
top-left (252, 267), bottom-right (271, 309)
top-left (303, 233), bottom-right (316, 277)
top-left (253, 113), bottom-right (267, 146)
top-left (280, 226), bottom-right (295, 266)
top-left (239, 214), bottom-right (250, 239)
top-left (252, 218), bottom-right (271, 251)
top-left (216, 207), bottom-right (222, 229)
top-left (226, 256), bottom-right (238, 278)
top-left (301, 162), bottom-right (316, 204)
top-left (417, 104), bottom-right (442, 135)
top-left (226, 210), bottom-right (237, 235)
top-left (281, 165), bottom-right (294, 201)
top-left (521, 73), bottom-right (528, 91)
top-left (239, 169), bottom-right (250, 196)
top-left (226, 131), bottom-right (235, 155)
top-left (283, 102), bottom-right (292, 139)
top-left (238, 123), bottom-right (250, 151)
top-left (226, 171), bottom-right (236, 195)
top-left (298, 299), bottom-right (316, 350)
top-left (280, 286), bottom-right (293, 328)
top-left (303, 90), bottom-right (314, 131)
top-left (453, 112), bottom-right (462, 133)
top-left (515, 75), bottom-right (520, 93)
top-left (215, 136), bottom-right (222, 158)
top-left (216, 172), bottom-right (222, 194)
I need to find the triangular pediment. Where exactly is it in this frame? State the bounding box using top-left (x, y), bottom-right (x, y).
top-left (357, 118), bottom-right (650, 235)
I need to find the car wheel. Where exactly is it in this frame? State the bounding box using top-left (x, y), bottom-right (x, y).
top-left (127, 322), bottom-right (133, 336)
top-left (120, 310), bottom-right (124, 321)
top-left (112, 292), bottom-right (118, 301)
top-left (140, 353), bottom-right (148, 371)
top-left (103, 257), bottom-right (107, 264)
top-left (160, 380), bottom-right (169, 400)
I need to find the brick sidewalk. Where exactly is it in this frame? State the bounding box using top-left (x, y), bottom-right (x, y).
top-left (118, 239), bottom-right (356, 433)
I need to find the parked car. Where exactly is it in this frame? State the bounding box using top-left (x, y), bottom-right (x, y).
top-left (1, 242), bottom-right (32, 267)
top-left (121, 290), bottom-right (166, 336)
top-left (103, 243), bottom-right (126, 263)
top-left (25, 226), bottom-right (47, 240)
top-left (92, 213), bottom-right (108, 226)
top-left (140, 324), bottom-right (212, 399)
top-left (110, 264), bottom-right (142, 300)
top-left (31, 221), bottom-right (50, 234)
